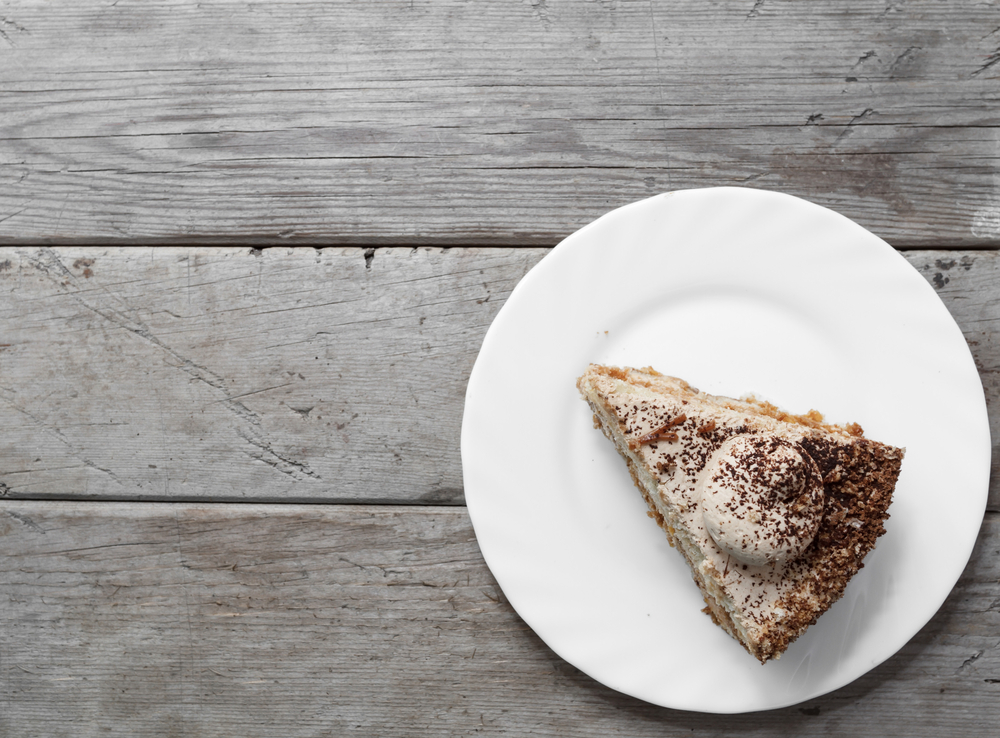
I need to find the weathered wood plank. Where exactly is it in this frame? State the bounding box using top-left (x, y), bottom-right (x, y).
top-left (0, 500), bottom-right (997, 736)
top-left (0, 246), bottom-right (540, 503)
top-left (1, 247), bottom-right (997, 509)
top-left (1, 0), bottom-right (999, 247)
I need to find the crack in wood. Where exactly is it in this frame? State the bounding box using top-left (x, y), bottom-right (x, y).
top-left (40, 540), bottom-right (166, 556)
top-left (0, 390), bottom-right (127, 491)
top-left (851, 50), bottom-right (878, 69)
top-left (833, 108), bottom-right (876, 146)
top-left (524, 0), bottom-right (552, 30)
top-left (0, 208), bottom-right (27, 225)
top-left (960, 650), bottom-right (985, 672)
top-left (972, 47), bottom-right (1000, 77)
top-left (82, 459), bottom-right (125, 486)
top-left (4, 510), bottom-right (45, 534)
top-left (236, 427), bottom-right (320, 481)
top-left (888, 46), bottom-right (919, 76)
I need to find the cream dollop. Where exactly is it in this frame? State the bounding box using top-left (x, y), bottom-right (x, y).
top-left (699, 434), bottom-right (824, 567)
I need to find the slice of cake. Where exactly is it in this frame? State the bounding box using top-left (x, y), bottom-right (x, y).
top-left (577, 364), bottom-right (904, 663)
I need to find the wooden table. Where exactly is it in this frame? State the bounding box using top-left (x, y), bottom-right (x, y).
top-left (2, 1), bottom-right (998, 734)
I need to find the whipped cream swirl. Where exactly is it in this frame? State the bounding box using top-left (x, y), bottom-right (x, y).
top-left (699, 434), bottom-right (824, 567)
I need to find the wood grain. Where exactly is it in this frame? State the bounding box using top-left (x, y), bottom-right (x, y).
top-left (3, 2), bottom-right (997, 731)
top-left (1, 500), bottom-right (997, 736)
top-left (1, 247), bottom-right (997, 509)
top-left (0, 246), bottom-right (540, 504)
top-left (1, 0), bottom-right (999, 247)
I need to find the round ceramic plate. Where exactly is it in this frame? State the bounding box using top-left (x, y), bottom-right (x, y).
top-left (461, 188), bottom-right (991, 713)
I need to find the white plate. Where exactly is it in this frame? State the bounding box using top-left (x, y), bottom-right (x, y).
top-left (461, 188), bottom-right (991, 713)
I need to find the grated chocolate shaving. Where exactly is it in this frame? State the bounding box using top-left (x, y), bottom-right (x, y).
top-left (638, 414), bottom-right (686, 444)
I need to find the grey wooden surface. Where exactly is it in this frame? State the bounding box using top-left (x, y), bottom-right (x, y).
top-left (1, 246), bottom-right (997, 735)
top-left (2, 0), bottom-right (999, 735)
top-left (0, 246), bottom-right (540, 504)
top-left (0, 246), bottom-right (998, 510)
top-left (2, 501), bottom-right (999, 736)
top-left (1, 0), bottom-right (1000, 248)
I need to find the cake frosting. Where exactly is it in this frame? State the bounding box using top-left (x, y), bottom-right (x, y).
top-left (699, 434), bottom-right (825, 567)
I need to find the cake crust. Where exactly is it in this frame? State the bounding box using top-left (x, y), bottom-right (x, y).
top-left (577, 364), bottom-right (904, 663)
